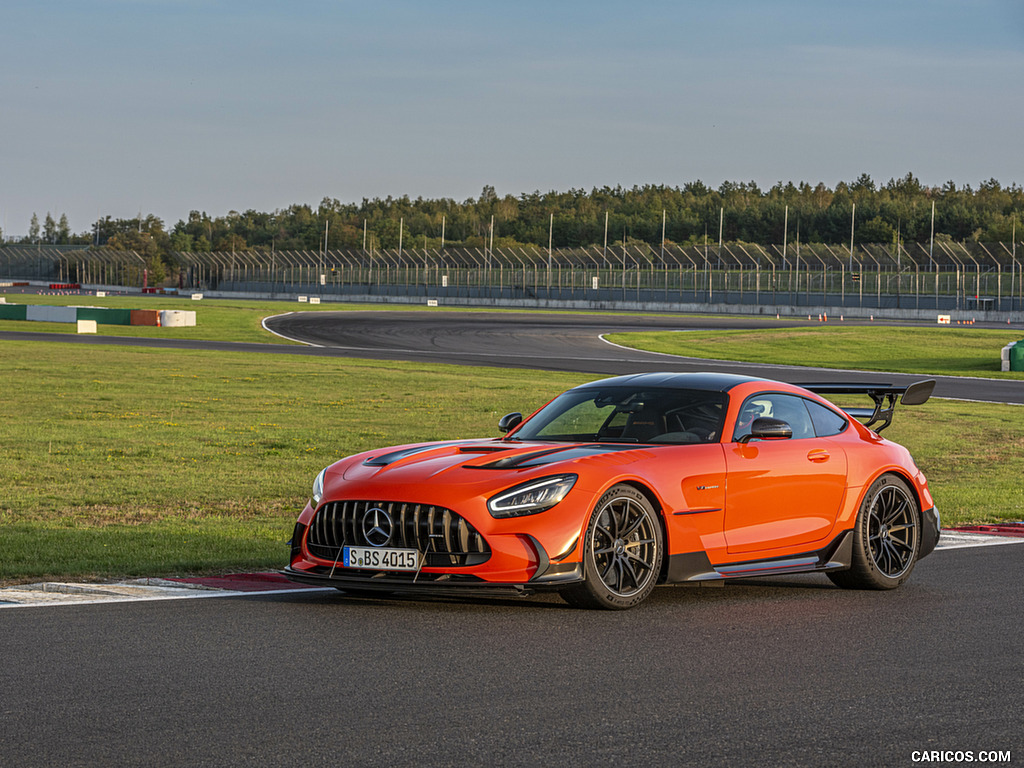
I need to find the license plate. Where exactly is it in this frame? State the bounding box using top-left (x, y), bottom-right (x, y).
top-left (343, 546), bottom-right (420, 571)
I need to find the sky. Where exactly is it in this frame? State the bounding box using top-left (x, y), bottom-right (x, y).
top-left (2, 0), bottom-right (1023, 237)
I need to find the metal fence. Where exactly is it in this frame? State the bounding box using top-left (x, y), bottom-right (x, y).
top-left (0, 246), bottom-right (149, 287)
top-left (172, 241), bottom-right (1024, 312)
top-left (3, 241), bottom-right (1023, 312)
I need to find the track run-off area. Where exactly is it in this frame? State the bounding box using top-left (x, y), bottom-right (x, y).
top-left (2, 307), bottom-right (1022, 767)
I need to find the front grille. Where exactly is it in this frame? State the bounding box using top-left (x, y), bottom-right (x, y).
top-left (306, 500), bottom-right (491, 567)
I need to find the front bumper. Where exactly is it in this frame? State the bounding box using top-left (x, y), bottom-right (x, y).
top-left (281, 561), bottom-right (582, 598)
top-left (285, 520), bottom-right (583, 595)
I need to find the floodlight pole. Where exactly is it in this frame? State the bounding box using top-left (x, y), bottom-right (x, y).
top-left (660, 209), bottom-right (666, 262)
top-left (850, 203), bottom-right (855, 271)
top-left (929, 200), bottom-right (935, 271)
top-left (603, 211), bottom-right (608, 262)
top-left (548, 212), bottom-right (553, 268)
top-left (783, 205), bottom-right (788, 269)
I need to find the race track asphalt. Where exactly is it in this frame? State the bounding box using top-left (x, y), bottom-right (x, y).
top-left (2, 308), bottom-right (1022, 766)
top-left (2, 545), bottom-right (1021, 767)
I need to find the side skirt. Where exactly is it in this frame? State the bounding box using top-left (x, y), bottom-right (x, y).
top-left (664, 530), bottom-right (854, 584)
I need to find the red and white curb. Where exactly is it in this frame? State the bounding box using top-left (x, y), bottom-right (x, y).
top-left (0, 573), bottom-right (329, 609)
top-left (3, 530), bottom-right (1022, 609)
top-left (935, 529), bottom-right (1024, 549)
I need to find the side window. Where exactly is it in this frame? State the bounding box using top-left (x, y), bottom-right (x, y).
top-left (805, 399), bottom-right (849, 437)
top-left (733, 393), bottom-right (816, 441)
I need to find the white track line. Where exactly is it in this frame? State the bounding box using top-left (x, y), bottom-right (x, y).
top-left (261, 312), bottom-right (329, 346)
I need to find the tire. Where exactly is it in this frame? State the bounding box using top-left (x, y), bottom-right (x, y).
top-left (561, 484), bottom-right (664, 610)
top-left (828, 474), bottom-right (921, 590)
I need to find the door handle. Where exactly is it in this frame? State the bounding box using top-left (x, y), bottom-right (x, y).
top-left (807, 449), bottom-right (830, 463)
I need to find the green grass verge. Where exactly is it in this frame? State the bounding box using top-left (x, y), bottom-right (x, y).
top-left (0, 341), bottom-right (587, 582)
top-left (1, 340), bottom-right (1022, 584)
top-left (606, 326), bottom-right (1024, 379)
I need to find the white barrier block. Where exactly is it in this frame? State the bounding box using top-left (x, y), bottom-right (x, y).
top-left (191, 293), bottom-right (204, 300)
top-left (77, 319), bottom-right (97, 334)
top-left (159, 310), bottom-right (196, 327)
top-left (26, 305), bottom-right (78, 323)
top-left (309, 297), bottom-right (321, 305)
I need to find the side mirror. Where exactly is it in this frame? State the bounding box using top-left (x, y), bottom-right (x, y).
top-left (498, 412), bottom-right (523, 433)
top-left (740, 417), bottom-right (793, 443)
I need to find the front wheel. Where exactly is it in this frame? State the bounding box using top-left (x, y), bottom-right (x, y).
top-left (828, 474), bottom-right (921, 590)
top-left (561, 484), bottom-right (664, 610)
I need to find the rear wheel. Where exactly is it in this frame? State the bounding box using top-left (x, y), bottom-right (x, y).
top-left (561, 484), bottom-right (663, 610)
top-left (828, 474), bottom-right (921, 590)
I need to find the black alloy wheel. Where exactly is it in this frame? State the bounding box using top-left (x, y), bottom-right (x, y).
top-left (829, 474), bottom-right (921, 590)
top-left (562, 484), bottom-right (663, 610)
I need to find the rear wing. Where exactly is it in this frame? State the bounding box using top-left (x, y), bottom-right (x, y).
top-left (797, 380), bottom-right (936, 434)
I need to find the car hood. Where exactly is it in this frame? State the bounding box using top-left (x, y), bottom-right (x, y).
top-left (331, 439), bottom-right (655, 492)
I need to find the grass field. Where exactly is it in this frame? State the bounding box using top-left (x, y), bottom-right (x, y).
top-left (2, 299), bottom-right (1022, 583)
top-left (0, 341), bottom-right (586, 582)
top-left (606, 326), bottom-right (1024, 379)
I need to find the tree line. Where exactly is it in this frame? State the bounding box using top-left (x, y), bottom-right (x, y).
top-left (7, 174), bottom-right (1023, 273)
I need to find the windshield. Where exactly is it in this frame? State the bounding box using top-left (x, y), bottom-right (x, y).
top-left (511, 387), bottom-right (728, 444)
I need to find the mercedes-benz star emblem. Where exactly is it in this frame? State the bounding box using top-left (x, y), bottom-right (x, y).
top-left (362, 507), bottom-right (393, 547)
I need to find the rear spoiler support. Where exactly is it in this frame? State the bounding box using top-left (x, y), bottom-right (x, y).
top-left (798, 380), bottom-right (936, 433)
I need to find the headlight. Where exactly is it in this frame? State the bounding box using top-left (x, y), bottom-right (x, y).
top-left (487, 474), bottom-right (577, 518)
top-left (312, 468), bottom-right (327, 505)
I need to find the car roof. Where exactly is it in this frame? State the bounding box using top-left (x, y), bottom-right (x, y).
top-left (574, 372), bottom-right (768, 393)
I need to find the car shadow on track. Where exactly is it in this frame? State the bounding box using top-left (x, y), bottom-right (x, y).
top-left (255, 572), bottom-right (844, 612)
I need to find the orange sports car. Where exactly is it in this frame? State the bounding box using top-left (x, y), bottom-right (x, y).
top-left (283, 372), bottom-right (939, 609)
